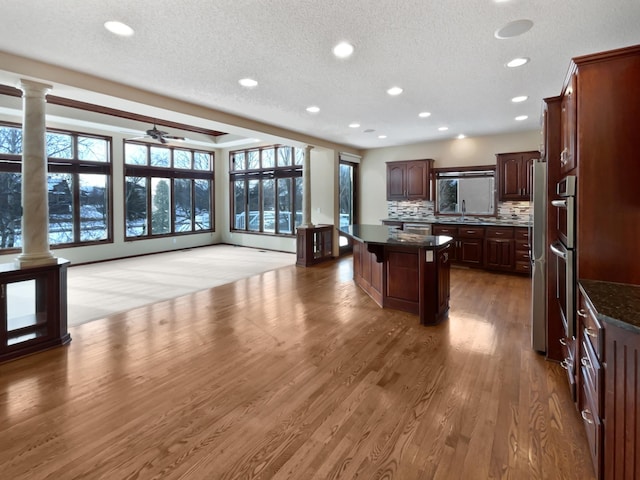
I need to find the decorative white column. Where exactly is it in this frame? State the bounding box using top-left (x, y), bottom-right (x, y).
top-left (300, 145), bottom-right (314, 228)
top-left (16, 79), bottom-right (56, 268)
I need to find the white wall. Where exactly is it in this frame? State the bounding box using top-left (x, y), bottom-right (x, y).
top-left (359, 130), bottom-right (541, 224)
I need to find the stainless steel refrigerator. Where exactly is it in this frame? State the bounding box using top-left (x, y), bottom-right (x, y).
top-left (531, 159), bottom-right (547, 352)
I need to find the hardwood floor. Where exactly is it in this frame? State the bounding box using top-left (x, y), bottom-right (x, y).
top-left (0, 257), bottom-right (595, 479)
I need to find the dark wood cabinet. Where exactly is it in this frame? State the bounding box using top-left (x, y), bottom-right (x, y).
top-left (484, 227), bottom-right (514, 271)
top-left (386, 159), bottom-right (433, 201)
top-left (431, 225), bottom-right (459, 263)
top-left (560, 73), bottom-right (577, 174)
top-left (577, 286), bottom-right (604, 478)
top-left (296, 225), bottom-right (333, 267)
top-left (543, 96), bottom-right (565, 363)
top-left (349, 232), bottom-right (452, 326)
top-left (1, 260), bottom-right (71, 364)
top-left (514, 227), bottom-right (531, 274)
top-left (457, 226), bottom-right (484, 266)
top-left (496, 151), bottom-right (539, 201)
top-left (603, 320), bottom-right (640, 480)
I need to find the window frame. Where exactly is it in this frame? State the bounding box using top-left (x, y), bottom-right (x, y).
top-left (433, 165), bottom-right (497, 217)
top-left (229, 145), bottom-right (303, 237)
top-left (123, 140), bottom-right (215, 240)
top-left (0, 121), bottom-right (114, 253)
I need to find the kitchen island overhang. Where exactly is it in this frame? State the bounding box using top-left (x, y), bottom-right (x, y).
top-left (340, 225), bottom-right (454, 325)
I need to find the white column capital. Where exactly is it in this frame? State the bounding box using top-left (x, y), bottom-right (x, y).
top-left (18, 79), bottom-right (52, 97)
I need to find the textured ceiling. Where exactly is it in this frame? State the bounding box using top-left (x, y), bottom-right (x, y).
top-left (1, 0), bottom-right (640, 150)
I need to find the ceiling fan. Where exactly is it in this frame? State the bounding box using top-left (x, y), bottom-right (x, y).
top-left (133, 124), bottom-right (186, 144)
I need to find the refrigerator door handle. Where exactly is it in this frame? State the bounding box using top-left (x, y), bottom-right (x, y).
top-left (551, 199), bottom-right (567, 208)
top-left (550, 241), bottom-right (567, 260)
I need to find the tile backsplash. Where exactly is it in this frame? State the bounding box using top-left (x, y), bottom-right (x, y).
top-left (387, 200), bottom-right (532, 224)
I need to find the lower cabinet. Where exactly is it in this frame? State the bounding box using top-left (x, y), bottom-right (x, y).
top-left (432, 225), bottom-right (484, 266)
top-left (514, 227), bottom-right (531, 274)
top-left (576, 281), bottom-right (640, 480)
top-left (484, 227), bottom-right (514, 271)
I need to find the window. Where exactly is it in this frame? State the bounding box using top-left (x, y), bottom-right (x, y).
top-left (0, 122), bottom-right (112, 251)
top-left (230, 145), bottom-right (303, 235)
top-left (434, 166), bottom-right (496, 216)
top-left (124, 141), bottom-right (213, 239)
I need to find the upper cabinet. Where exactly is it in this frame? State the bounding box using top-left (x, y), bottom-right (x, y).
top-left (496, 151), bottom-right (539, 201)
top-left (560, 72), bottom-right (578, 174)
top-left (386, 159), bottom-right (434, 201)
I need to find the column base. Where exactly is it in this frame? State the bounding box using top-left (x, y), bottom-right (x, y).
top-left (15, 251), bottom-right (57, 268)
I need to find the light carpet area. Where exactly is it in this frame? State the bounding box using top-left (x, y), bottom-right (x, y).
top-left (67, 244), bottom-right (296, 326)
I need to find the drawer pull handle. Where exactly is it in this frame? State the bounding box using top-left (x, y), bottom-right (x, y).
top-left (577, 309), bottom-right (587, 318)
top-left (581, 409), bottom-right (594, 425)
top-left (559, 338), bottom-right (567, 346)
top-left (581, 357), bottom-right (590, 368)
top-left (585, 327), bottom-right (597, 338)
top-left (560, 359), bottom-right (570, 370)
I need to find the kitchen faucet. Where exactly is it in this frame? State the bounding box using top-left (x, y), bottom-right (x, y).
top-left (461, 199), bottom-right (466, 221)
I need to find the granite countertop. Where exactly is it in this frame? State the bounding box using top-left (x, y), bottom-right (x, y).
top-left (579, 279), bottom-right (640, 333)
top-left (381, 217), bottom-right (531, 228)
top-left (340, 225), bottom-right (453, 248)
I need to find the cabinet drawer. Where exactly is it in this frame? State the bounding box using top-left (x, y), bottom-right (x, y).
top-left (580, 337), bottom-right (602, 416)
top-left (560, 337), bottom-right (576, 401)
top-left (458, 227), bottom-right (485, 238)
top-left (577, 287), bottom-right (603, 360)
top-left (485, 227), bottom-right (514, 239)
top-left (515, 261), bottom-right (531, 274)
top-left (515, 239), bottom-right (529, 252)
top-left (514, 227), bottom-right (529, 241)
top-left (432, 225), bottom-right (458, 236)
top-left (514, 250), bottom-right (530, 262)
top-left (579, 366), bottom-right (603, 478)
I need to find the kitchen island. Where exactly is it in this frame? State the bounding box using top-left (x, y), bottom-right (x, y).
top-left (340, 225), bottom-right (454, 325)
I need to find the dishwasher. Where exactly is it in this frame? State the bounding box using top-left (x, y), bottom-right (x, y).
top-left (403, 223), bottom-right (432, 235)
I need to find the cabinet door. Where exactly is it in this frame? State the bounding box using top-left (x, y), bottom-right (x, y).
top-left (521, 154), bottom-right (535, 198)
top-left (560, 73), bottom-right (577, 174)
top-left (459, 238), bottom-right (483, 265)
top-left (498, 154), bottom-right (522, 200)
top-left (485, 239), bottom-right (515, 270)
top-left (406, 161), bottom-right (429, 200)
top-left (386, 163), bottom-right (407, 200)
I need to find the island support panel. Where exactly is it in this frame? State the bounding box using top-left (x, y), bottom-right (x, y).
top-left (352, 239), bottom-right (451, 325)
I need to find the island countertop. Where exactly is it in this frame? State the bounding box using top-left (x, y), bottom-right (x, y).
top-left (340, 224), bottom-right (453, 248)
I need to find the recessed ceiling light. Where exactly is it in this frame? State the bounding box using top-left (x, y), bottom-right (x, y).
top-left (515, 115), bottom-right (528, 121)
top-left (457, 134), bottom-right (466, 139)
top-left (239, 78), bottom-right (258, 88)
top-left (333, 42), bottom-right (354, 58)
top-left (378, 135), bottom-right (387, 139)
top-left (104, 21), bottom-right (134, 37)
top-left (511, 95), bottom-right (528, 103)
top-left (438, 126), bottom-right (449, 131)
top-left (495, 19), bottom-right (534, 39)
top-left (506, 57), bottom-right (530, 68)
top-left (418, 112), bottom-right (431, 118)
top-left (387, 86), bottom-right (403, 96)
top-left (306, 106), bottom-right (320, 113)
top-left (349, 123), bottom-right (360, 128)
